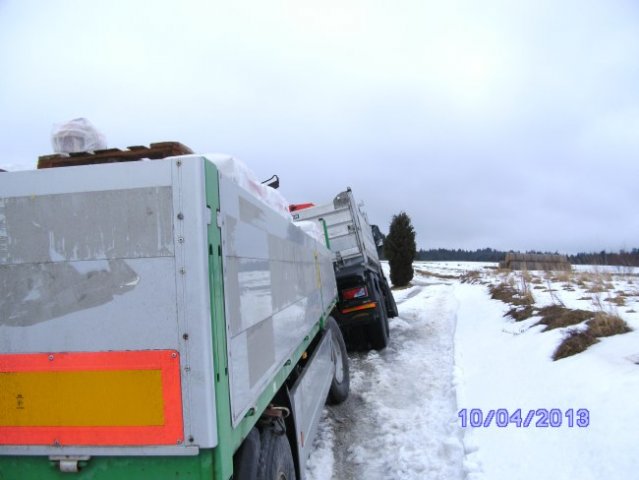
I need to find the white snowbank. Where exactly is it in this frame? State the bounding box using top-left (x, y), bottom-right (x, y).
top-left (453, 264), bottom-right (639, 480)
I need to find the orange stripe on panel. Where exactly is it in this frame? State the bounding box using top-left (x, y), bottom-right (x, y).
top-left (341, 302), bottom-right (377, 314)
top-left (0, 350), bottom-right (183, 446)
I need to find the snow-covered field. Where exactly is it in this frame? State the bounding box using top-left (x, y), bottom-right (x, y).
top-left (306, 261), bottom-right (639, 480)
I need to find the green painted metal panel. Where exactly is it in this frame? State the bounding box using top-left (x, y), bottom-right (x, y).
top-left (0, 451), bottom-right (214, 480)
top-left (204, 161), bottom-right (235, 480)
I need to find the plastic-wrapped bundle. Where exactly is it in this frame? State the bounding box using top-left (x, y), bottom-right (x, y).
top-left (51, 118), bottom-right (107, 154)
top-left (206, 154), bottom-right (325, 245)
top-left (205, 154), bottom-right (291, 219)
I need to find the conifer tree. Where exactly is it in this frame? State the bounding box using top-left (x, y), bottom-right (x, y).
top-left (384, 212), bottom-right (416, 287)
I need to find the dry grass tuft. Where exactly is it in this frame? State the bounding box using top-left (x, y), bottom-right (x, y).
top-left (586, 285), bottom-right (609, 293)
top-left (548, 271), bottom-right (573, 283)
top-left (490, 283), bottom-right (533, 306)
top-left (553, 330), bottom-right (599, 360)
top-left (537, 305), bottom-right (595, 330)
top-left (490, 283), bottom-right (517, 302)
top-left (505, 305), bottom-right (535, 321)
top-left (605, 295), bottom-right (626, 306)
top-left (586, 313), bottom-right (632, 337)
top-left (553, 311), bottom-right (632, 360)
top-left (460, 271), bottom-right (481, 284)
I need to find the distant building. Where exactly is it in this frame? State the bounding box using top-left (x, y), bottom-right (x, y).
top-left (499, 253), bottom-right (571, 271)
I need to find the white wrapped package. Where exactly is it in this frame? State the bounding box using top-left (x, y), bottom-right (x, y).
top-left (51, 118), bottom-right (107, 154)
top-left (205, 154), bottom-right (291, 219)
top-left (296, 220), bottom-right (326, 245)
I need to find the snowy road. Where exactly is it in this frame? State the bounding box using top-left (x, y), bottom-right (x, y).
top-left (306, 278), bottom-right (465, 480)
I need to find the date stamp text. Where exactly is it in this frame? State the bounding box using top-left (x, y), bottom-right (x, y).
top-left (458, 408), bottom-right (590, 428)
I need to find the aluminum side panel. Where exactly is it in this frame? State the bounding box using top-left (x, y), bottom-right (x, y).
top-left (170, 157), bottom-right (218, 449)
top-left (218, 177), bottom-right (336, 426)
top-left (291, 331), bottom-right (333, 479)
top-left (0, 158), bottom-right (218, 454)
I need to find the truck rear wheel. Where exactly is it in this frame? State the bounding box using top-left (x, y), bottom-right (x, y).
top-left (327, 317), bottom-right (349, 404)
top-left (257, 425), bottom-right (296, 480)
top-left (369, 299), bottom-right (389, 350)
top-left (234, 428), bottom-right (260, 480)
top-left (382, 277), bottom-right (399, 318)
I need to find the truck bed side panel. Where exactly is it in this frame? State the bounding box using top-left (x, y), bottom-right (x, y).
top-left (218, 177), bottom-right (337, 426)
top-left (0, 158), bottom-right (218, 455)
top-left (292, 191), bottom-right (380, 270)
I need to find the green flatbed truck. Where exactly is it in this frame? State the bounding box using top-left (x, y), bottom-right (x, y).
top-left (0, 144), bottom-right (349, 479)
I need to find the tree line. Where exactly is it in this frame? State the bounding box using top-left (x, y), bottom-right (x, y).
top-left (413, 247), bottom-right (639, 266)
top-left (377, 211), bottom-right (639, 277)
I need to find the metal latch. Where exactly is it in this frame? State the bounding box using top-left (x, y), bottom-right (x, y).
top-left (49, 456), bottom-right (91, 473)
top-left (205, 206), bottom-right (212, 225)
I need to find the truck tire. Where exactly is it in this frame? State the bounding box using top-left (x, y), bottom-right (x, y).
top-left (257, 425), bottom-right (296, 480)
top-left (369, 295), bottom-right (389, 350)
top-left (326, 317), bottom-right (349, 404)
top-left (234, 428), bottom-right (260, 480)
top-left (382, 278), bottom-right (399, 318)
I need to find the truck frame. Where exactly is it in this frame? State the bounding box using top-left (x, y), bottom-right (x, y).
top-left (292, 189), bottom-right (398, 350)
top-left (0, 145), bottom-right (349, 479)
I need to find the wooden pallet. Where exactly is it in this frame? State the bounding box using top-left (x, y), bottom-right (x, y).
top-left (37, 141), bottom-right (194, 169)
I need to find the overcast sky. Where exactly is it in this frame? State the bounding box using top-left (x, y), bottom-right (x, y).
top-left (1, 0), bottom-right (638, 254)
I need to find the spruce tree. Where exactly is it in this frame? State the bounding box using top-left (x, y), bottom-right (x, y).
top-left (384, 212), bottom-right (416, 287)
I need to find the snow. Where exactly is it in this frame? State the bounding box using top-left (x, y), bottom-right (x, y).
top-left (306, 261), bottom-right (639, 480)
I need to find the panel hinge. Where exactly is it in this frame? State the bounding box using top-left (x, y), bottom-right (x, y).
top-left (49, 455), bottom-right (91, 473)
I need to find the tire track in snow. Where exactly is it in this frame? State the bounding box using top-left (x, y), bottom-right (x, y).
top-left (306, 282), bottom-right (465, 480)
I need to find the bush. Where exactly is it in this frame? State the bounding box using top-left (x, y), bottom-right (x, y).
top-left (384, 212), bottom-right (416, 287)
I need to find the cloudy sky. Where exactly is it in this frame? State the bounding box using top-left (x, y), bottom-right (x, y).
top-left (1, 0), bottom-right (638, 253)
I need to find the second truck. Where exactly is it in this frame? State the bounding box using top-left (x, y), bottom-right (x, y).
top-left (291, 189), bottom-right (398, 350)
